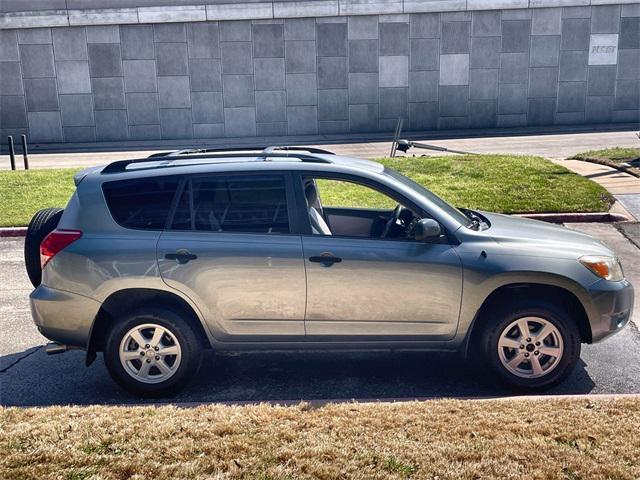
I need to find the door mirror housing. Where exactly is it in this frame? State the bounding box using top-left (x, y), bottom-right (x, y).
top-left (414, 218), bottom-right (442, 242)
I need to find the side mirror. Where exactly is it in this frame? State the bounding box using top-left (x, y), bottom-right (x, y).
top-left (414, 218), bottom-right (442, 242)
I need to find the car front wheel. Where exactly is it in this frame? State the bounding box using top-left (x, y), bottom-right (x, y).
top-left (104, 307), bottom-right (202, 397)
top-left (480, 302), bottom-right (581, 390)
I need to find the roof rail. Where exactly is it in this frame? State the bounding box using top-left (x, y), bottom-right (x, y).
top-left (147, 145), bottom-right (336, 158)
top-left (146, 146), bottom-right (268, 158)
top-left (101, 148), bottom-right (335, 174)
top-left (260, 146), bottom-right (335, 155)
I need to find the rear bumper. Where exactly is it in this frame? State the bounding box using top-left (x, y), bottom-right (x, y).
top-left (30, 285), bottom-right (102, 349)
top-left (587, 278), bottom-right (634, 343)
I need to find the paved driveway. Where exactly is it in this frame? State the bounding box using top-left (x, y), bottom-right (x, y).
top-left (1, 223), bottom-right (639, 406)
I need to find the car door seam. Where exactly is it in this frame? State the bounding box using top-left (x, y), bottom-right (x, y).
top-left (451, 246), bottom-right (465, 339)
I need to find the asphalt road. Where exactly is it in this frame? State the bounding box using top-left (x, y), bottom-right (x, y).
top-left (2, 223), bottom-right (639, 407)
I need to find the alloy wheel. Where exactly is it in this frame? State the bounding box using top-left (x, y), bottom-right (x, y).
top-left (119, 323), bottom-right (182, 384)
top-left (497, 317), bottom-right (564, 379)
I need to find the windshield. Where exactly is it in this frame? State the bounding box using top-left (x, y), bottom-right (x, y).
top-left (384, 167), bottom-right (473, 227)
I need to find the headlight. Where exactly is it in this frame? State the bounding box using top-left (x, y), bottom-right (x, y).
top-left (579, 255), bottom-right (624, 281)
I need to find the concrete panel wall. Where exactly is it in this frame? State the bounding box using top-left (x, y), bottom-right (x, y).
top-left (1, 4), bottom-right (639, 143)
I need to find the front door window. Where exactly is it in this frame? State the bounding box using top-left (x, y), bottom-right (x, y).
top-left (302, 177), bottom-right (428, 241)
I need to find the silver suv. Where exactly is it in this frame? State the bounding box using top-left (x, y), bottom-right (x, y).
top-left (27, 147), bottom-right (634, 396)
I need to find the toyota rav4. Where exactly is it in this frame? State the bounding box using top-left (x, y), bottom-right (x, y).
top-left (26, 146), bottom-right (634, 396)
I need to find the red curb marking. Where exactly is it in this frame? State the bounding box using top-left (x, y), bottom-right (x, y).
top-left (0, 228), bottom-right (27, 237)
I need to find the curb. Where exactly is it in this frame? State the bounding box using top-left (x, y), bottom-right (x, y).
top-left (124, 393), bottom-right (640, 409)
top-left (0, 211), bottom-right (631, 238)
top-left (0, 227), bottom-right (27, 237)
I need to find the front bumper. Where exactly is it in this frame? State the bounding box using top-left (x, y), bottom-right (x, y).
top-left (586, 278), bottom-right (634, 343)
top-left (30, 285), bottom-right (102, 349)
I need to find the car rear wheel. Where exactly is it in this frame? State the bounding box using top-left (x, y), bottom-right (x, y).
top-left (479, 302), bottom-right (581, 390)
top-left (24, 207), bottom-right (64, 288)
top-left (104, 307), bottom-right (202, 397)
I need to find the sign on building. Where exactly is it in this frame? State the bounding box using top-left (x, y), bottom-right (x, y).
top-left (588, 34), bottom-right (619, 66)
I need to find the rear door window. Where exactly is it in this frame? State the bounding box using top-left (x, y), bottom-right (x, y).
top-left (170, 174), bottom-right (290, 234)
top-left (102, 176), bottom-right (180, 230)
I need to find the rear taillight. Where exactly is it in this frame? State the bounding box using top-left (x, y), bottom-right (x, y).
top-left (40, 229), bottom-right (82, 269)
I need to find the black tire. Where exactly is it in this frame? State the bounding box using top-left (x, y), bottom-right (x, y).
top-left (104, 307), bottom-right (203, 397)
top-left (24, 207), bottom-right (64, 288)
top-left (478, 301), bottom-right (581, 391)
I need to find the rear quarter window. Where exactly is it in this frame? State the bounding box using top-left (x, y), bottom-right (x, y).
top-left (102, 177), bottom-right (179, 230)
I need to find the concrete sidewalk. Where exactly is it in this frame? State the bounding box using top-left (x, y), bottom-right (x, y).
top-left (2, 128), bottom-right (639, 170)
top-left (551, 158), bottom-right (640, 222)
top-left (558, 160), bottom-right (640, 195)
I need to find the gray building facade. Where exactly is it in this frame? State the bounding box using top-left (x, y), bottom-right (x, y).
top-left (0, 1), bottom-right (639, 144)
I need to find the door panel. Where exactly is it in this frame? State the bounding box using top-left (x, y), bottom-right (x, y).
top-left (158, 232), bottom-right (306, 339)
top-left (302, 236), bottom-right (463, 339)
top-left (324, 207), bottom-right (390, 237)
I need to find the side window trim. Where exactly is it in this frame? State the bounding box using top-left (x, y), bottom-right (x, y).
top-left (166, 170), bottom-right (297, 236)
top-left (165, 176), bottom-right (187, 230)
top-left (187, 178), bottom-right (195, 230)
top-left (283, 171), bottom-right (305, 235)
top-left (291, 171), bottom-right (313, 235)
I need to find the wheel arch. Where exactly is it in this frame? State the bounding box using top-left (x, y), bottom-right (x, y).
top-left (460, 283), bottom-right (591, 359)
top-left (86, 288), bottom-right (212, 366)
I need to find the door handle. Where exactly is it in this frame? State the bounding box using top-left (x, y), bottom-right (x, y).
top-left (165, 250), bottom-right (197, 264)
top-left (309, 253), bottom-right (342, 267)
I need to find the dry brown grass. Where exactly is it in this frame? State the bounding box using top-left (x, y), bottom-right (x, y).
top-left (2, 398), bottom-right (640, 480)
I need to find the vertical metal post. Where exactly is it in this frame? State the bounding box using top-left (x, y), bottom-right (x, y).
top-left (390, 118), bottom-right (403, 158)
top-left (7, 136), bottom-right (16, 170)
top-left (21, 134), bottom-right (29, 170)
top-left (390, 123), bottom-right (398, 157)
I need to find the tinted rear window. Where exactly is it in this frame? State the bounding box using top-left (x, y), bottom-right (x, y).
top-left (171, 174), bottom-right (290, 234)
top-left (103, 177), bottom-right (179, 230)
